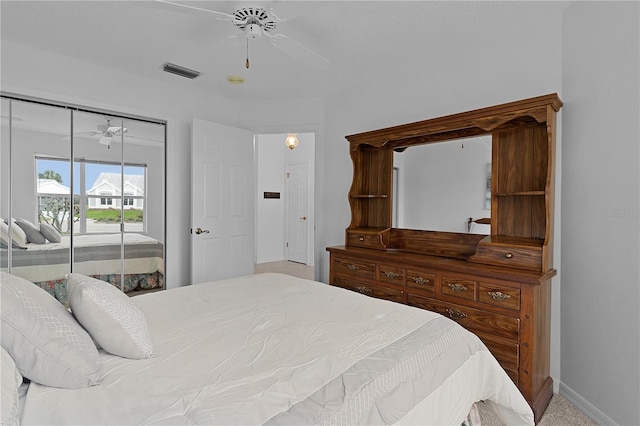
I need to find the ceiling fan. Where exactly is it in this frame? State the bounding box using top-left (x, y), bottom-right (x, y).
top-left (156, 0), bottom-right (330, 71)
top-left (73, 119), bottom-right (160, 149)
top-left (74, 119), bottom-right (127, 149)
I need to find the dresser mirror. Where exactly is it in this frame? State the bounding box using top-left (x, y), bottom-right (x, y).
top-left (393, 135), bottom-right (492, 234)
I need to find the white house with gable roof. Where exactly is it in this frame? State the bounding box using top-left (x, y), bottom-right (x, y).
top-left (87, 172), bottom-right (144, 209)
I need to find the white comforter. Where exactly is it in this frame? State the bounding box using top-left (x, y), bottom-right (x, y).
top-left (20, 273), bottom-right (533, 425)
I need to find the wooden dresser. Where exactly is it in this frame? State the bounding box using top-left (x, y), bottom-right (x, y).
top-left (327, 94), bottom-right (562, 423)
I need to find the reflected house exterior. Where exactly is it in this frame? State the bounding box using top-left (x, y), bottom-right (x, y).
top-left (37, 178), bottom-right (72, 232)
top-left (87, 173), bottom-right (144, 209)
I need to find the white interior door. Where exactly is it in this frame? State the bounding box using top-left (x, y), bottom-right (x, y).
top-left (286, 162), bottom-right (309, 264)
top-left (191, 118), bottom-right (254, 284)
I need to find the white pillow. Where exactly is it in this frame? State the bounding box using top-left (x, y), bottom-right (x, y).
top-left (0, 219), bottom-right (28, 248)
top-left (15, 218), bottom-right (46, 244)
top-left (39, 221), bottom-right (62, 243)
top-left (1, 347), bottom-right (22, 426)
top-left (0, 272), bottom-right (103, 388)
top-left (67, 273), bottom-right (154, 359)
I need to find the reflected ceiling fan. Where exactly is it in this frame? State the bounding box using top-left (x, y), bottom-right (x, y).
top-left (73, 119), bottom-right (159, 149)
top-left (156, 0), bottom-right (330, 71)
top-left (74, 119), bottom-right (127, 149)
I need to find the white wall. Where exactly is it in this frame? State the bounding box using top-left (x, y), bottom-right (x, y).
top-left (255, 134), bottom-right (285, 263)
top-left (397, 136), bottom-right (492, 233)
top-left (561, 2), bottom-right (640, 425)
top-left (255, 132), bottom-right (316, 265)
top-left (0, 41), bottom-right (242, 288)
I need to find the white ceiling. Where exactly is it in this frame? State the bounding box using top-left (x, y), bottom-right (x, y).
top-left (1, 1), bottom-right (571, 103)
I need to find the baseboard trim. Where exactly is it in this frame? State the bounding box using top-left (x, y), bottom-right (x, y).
top-left (558, 381), bottom-right (618, 425)
top-left (256, 257), bottom-right (285, 264)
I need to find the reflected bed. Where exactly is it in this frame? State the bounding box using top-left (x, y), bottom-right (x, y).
top-left (1, 233), bottom-right (164, 303)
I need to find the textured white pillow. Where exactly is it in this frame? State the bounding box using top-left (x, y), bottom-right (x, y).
top-left (0, 219), bottom-right (28, 248)
top-left (15, 218), bottom-right (46, 244)
top-left (67, 274), bottom-right (154, 359)
top-left (39, 221), bottom-right (62, 243)
top-left (0, 272), bottom-right (103, 388)
top-left (1, 347), bottom-right (22, 426)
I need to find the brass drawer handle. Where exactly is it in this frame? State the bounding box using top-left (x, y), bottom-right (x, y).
top-left (384, 271), bottom-right (399, 279)
top-left (448, 283), bottom-right (468, 292)
top-left (505, 252), bottom-right (513, 259)
top-left (488, 291), bottom-right (511, 301)
top-left (347, 264), bottom-right (359, 271)
top-left (446, 308), bottom-right (467, 320)
top-left (413, 276), bottom-right (430, 285)
top-left (356, 286), bottom-right (372, 294)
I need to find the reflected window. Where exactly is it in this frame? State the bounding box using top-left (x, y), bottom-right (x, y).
top-left (35, 156), bottom-right (147, 234)
top-left (99, 193), bottom-right (113, 206)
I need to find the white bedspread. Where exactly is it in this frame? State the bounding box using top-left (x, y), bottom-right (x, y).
top-left (20, 273), bottom-right (533, 425)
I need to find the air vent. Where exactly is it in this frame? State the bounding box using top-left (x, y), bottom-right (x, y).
top-left (162, 62), bottom-right (200, 79)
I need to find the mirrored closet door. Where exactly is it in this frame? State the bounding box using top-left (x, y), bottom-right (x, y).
top-left (1, 96), bottom-right (165, 304)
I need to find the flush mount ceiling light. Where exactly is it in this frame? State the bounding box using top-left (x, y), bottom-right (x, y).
top-left (227, 75), bottom-right (245, 84)
top-left (285, 133), bottom-right (299, 150)
top-left (162, 62), bottom-right (201, 79)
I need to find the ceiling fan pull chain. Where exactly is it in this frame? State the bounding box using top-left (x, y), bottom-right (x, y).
top-left (246, 38), bottom-right (250, 69)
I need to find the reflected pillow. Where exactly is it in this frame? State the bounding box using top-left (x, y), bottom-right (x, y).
top-left (39, 222), bottom-right (62, 243)
top-left (0, 272), bottom-right (103, 388)
top-left (0, 219), bottom-right (28, 249)
top-left (15, 219), bottom-right (46, 244)
top-left (1, 346), bottom-right (22, 426)
top-left (67, 274), bottom-right (154, 359)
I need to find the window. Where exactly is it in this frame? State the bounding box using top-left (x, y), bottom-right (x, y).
top-left (35, 156), bottom-right (147, 234)
top-left (123, 192), bottom-right (134, 207)
top-left (100, 192), bottom-right (113, 206)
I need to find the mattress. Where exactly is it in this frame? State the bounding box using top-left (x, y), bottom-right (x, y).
top-left (20, 273), bottom-right (533, 425)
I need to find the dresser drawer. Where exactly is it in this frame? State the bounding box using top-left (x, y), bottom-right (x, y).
top-left (478, 283), bottom-right (521, 311)
top-left (407, 295), bottom-right (520, 341)
top-left (472, 245), bottom-right (542, 270)
top-left (441, 276), bottom-right (477, 301)
top-left (406, 270), bottom-right (436, 293)
top-left (333, 256), bottom-right (376, 280)
top-left (476, 331), bottom-right (519, 371)
top-left (333, 277), bottom-right (405, 303)
top-left (346, 231), bottom-right (386, 249)
top-left (378, 264), bottom-right (405, 285)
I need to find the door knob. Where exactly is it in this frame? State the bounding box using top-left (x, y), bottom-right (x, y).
top-left (194, 227), bottom-right (210, 235)
top-left (300, 216), bottom-right (307, 220)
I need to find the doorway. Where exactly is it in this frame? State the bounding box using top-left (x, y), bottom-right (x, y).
top-left (254, 132), bottom-right (315, 278)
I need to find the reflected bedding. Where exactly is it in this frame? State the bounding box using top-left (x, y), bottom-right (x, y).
top-left (1, 233), bottom-right (163, 303)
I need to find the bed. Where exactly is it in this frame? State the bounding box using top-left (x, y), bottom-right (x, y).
top-left (1, 233), bottom-right (164, 303)
top-left (3, 272), bottom-right (534, 425)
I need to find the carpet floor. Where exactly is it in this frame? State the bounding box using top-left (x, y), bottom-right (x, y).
top-left (477, 393), bottom-right (596, 425)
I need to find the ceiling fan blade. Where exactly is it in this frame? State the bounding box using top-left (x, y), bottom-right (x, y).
top-left (265, 33), bottom-right (330, 72)
top-left (153, 0), bottom-right (236, 21)
top-left (269, 2), bottom-right (323, 22)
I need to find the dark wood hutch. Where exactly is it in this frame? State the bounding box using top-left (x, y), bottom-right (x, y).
top-left (327, 94), bottom-right (562, 423)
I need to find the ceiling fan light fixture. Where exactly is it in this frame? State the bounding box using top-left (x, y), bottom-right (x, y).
top-left (245, 23), bottom-right (262, 39)
top-left (98, 134), bottom-right (112, 148)
top-left (285, 133), bottom-right (299, 150)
